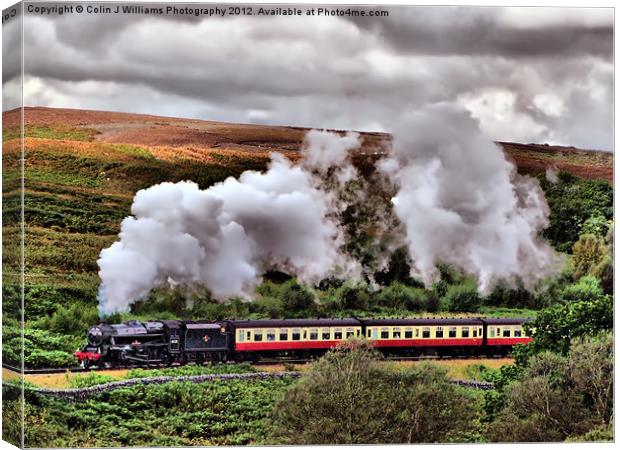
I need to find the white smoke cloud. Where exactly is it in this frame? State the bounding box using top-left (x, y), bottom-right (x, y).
top-left (301, 130), bottom-right (361, 187)
top-left (545, 165), bottom-right (560, 183)
top-left (380, 103), bottom-right (561, 292)
top-left (97, 131), bottom-right (361, 315)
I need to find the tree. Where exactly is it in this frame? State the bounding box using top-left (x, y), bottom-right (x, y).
top-left (558, 276), bottom-right (603, 303)
top-left (443, 282), bottom-right (481, 312)
top-left (539, 173), bottom-right (613, 253)
top-left (270, 340), bottom-right (476, 444)
top-left (572, 234), bottom-right (607, 280)
top-left (524, 292), bottom-right (612, 355)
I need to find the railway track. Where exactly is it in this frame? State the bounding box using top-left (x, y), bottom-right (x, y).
top-left (4, 354), bottom-right (510, 375)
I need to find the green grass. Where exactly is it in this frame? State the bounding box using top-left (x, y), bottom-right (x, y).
top-left (3, 125), bottom-right (98, 142)
top-left (27, 168), bottom-right (102, 188)
top-left (106, 143), bottom-right (155, 160)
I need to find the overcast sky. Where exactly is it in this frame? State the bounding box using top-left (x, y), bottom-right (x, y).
top-left (2, 3), bottom-right (614, 150)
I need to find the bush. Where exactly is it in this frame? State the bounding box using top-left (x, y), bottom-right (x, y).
top-left (25, 350), bottom-right (75, 368)
top-left (270, 340), bottom-right (477, 444)
top-left (36, 301), bottom-right (99, 335)
top-left (375, 282), bottom-right (427, 311)
top-left (486, 333), bottom-right (613, 442)
top-left (443, 282), bottom-right (481, 312)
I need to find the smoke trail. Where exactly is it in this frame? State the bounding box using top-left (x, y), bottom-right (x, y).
top-left (97, 131), bottom-right (361, 315)
top-left (379, 103), bottom-right (561, 292)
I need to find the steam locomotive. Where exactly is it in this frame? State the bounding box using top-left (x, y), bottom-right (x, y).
top-left (75, 317), bottom-right (532, 368)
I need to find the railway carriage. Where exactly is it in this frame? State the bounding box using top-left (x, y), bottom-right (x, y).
top-left (483, 318), bottom-right (530, 349)
top-left (364, 318), bottom-right (485, 356)
top-left (229, 318), bottom-right (362, 360)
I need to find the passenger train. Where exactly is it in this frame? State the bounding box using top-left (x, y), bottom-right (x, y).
top-left (75, 317), bottom-right (532, 367)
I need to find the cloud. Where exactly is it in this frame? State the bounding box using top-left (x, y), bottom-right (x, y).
top-left (8, 6), bottom-right (613, 150)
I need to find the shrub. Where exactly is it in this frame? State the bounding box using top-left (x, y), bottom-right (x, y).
top-left (443, 283), bottom-right (481, 312)
top-left (270, 340), bottom-right (477, 444)
top-left (486, 333), bottom-right (613, 442)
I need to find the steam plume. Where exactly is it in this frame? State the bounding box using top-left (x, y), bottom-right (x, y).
top-left (97, 131), bottom-right (361, 315)
top-left (379, 104), bottom-right (561, 292)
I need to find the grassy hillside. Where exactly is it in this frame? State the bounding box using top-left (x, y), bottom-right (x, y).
top-left (1, 107), bottom-right (613, 368)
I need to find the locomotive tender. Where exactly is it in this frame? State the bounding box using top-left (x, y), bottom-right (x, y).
top-left (75, 317), bottom-right (532, 368)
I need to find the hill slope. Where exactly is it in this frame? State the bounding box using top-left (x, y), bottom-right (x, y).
top-left (1, 106), bottom-right (613, 368)
top-left (2, 106), bottom-right (613, 288)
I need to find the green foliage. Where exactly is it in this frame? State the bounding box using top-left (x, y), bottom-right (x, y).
top-left (3, 125), bottom-right (98, 141)
top-left (580, 215), bottom-right (611, 237)
top-left (538, 172), bottom-right (613, 252)
top-left (270, 340), bottom-right (478, 444)
top-left (443, 282), bottom-right (482, 312)
top-left (25, 350), bottom-right (76, 368)
top-left (572, 234), bottom-right (608, 280)
top-left (2, 382), bottom-right (23, 447)
top-left (374, 282), bottom-right (428, 311)
top-left (21, 377), bottom-right (295, 447)
top-left (3, 325), bottom-right (83, 368)
top-left (525, 288), bottom-right (612, 356)
top-left (35, 301), bottom-right (100, 335)
top-left (107, 143), bottom-right (155, 160)
top-left (557, 276), bottom-right (603, 303)
top-left (69, 372), bottom-right (117, 388)
top-left (486, 333), bottom-right (613, 442)
top-left (125, 363), bottom-right (256, 379)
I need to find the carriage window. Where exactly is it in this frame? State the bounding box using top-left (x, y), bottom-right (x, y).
top-left (461, 328), bottom-right (469, 338)
top-left (502, 328), bottom-right (511, 337)
top-left (392, 328), bottom-right (401, 339)
top-left (310, 329), bottom-right (318, 340)
top-left (489, 328), bottom-right (496, 337)
top-left (238, 331), bottom-right (245, 342)
top-left (381, 328), bottom-right (389, 339)
top-left (267, 329), bottom-right (276, 341)
top-left (372, 328), bottom-right (379, 339)
top-left (415, 328), bottom-right (420, 338)
top-left (422, 327), bottom-right (431, 338)
top-left (334, 328), bottom-right (343, 340)
top-left (449, 327), bottom-right (457, 338)
top-left (435, 327), bottom-right (444, 338)
top-left (254, 331), bottom-right (263, 342)
top-left (292, 329), bottom-right (301, 341)
top-left (322, 328), bottom-right (331, 340)
top-left (246, 331), bottom-right (251, 341)
top-left (514, 328), bottom-right (522, 337)
top-left (404, 328), bottom-right (413, 339)
top-left (279, 330), bottom-right (289, 341)
top-left (346, 328), bottom-right (355, 338)
top-left (473, 328), bottom-right (477, 338)
top-left (497, 328), bottom-right (501, 336)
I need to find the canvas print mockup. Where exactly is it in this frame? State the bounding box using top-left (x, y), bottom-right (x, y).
top-left (1, 1), bottom-right (614, 448)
